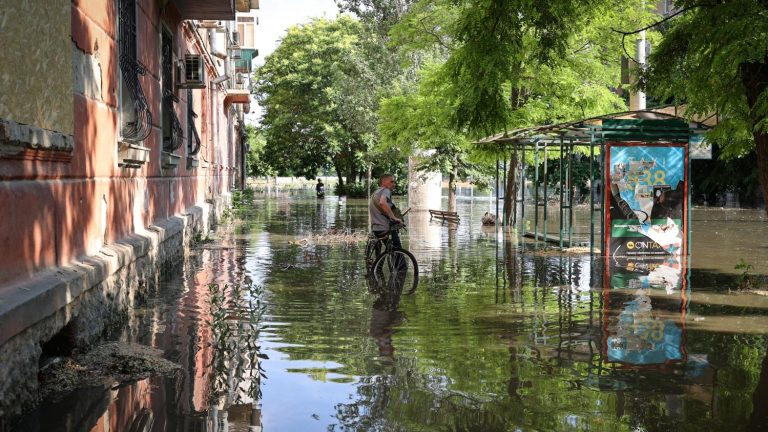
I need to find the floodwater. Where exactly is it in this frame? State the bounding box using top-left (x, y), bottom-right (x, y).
top-left (12, 191), bottom-right (768, 432)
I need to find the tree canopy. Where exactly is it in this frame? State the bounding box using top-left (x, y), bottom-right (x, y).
top-left (253, 16), bottom-right (387, 187)
top-left (641, 0), bottom-right (768, 210)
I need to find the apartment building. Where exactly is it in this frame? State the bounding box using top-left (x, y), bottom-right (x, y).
top-left (0, 0), bottom-right (259, 419)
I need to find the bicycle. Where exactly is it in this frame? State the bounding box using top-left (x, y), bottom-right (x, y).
top-left (365, 223), bottom-right (419, 294)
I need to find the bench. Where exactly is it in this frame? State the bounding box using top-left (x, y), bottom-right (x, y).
top-left (429, 209), bottom-right (460, 223)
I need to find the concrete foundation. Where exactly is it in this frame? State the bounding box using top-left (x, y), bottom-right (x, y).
top-left (0, 195), bottom-right (230, 424)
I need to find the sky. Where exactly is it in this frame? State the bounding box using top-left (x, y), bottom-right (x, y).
top-left (255, 0), bottom-right (339, 65)
top-left (246, 0), bottom-right (340, 123)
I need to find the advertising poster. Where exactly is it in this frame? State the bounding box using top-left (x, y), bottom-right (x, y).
top-left (605, 144), bottom-right (687, 258)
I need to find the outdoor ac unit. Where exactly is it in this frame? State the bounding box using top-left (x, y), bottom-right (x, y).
top-left (177, 55), bottom-right (206, 89)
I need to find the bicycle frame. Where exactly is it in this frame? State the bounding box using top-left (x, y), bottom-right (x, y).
top-left (365, 224), bottom-right (405, 273)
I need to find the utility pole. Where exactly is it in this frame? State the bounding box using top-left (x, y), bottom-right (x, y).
top-left (630, 4), bottom-right (647, 111)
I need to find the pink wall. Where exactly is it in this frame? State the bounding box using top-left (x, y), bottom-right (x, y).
top-left (0, 0), bottom-right (240, 286)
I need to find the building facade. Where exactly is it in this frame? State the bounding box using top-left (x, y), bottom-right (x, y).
top-left (0, 0), bottom-right (258, 420)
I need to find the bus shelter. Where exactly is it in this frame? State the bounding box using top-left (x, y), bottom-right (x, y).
top-left (479, 108), bottom-right (714, 372)
top-left (474, 108), bottom-right (712, 257)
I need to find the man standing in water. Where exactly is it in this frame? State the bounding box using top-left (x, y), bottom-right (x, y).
top-left (370, 174), bottom-right (403, 250)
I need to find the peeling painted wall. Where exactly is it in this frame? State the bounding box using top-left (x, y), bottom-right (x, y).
top-left (0, 0), bottom-right (73, 135)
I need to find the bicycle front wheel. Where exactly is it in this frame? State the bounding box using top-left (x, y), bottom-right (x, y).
top-left (371, 249), bottom-right (418, 294)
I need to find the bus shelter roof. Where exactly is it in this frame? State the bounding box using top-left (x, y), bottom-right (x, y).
top-left (474, 106), bottom-right (715, 153)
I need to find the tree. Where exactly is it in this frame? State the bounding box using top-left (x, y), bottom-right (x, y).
top-left (640, 0), bottom-right (768, 214)
top-left (379, 64), bottom-right (479, 212)
top-left (244, 125), bottom-right (275, 178)
top-left (336, 0), bottom-right (415, 37)
top-left (253, 17), bottom-right (384, 190)
top-left (381, 0), bottom-right (646, 220)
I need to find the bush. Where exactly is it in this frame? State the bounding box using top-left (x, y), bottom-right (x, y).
top-left (232, 187), bottom-right (255, 209)
top-left (334, 181), bottom-right (376, 197)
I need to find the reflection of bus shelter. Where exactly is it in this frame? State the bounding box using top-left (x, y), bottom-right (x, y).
top-left (475, 108), bottom-right (712, 255)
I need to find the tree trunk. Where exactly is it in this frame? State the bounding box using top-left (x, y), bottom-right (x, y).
top-left (503, 151), bottom-right (519, 227)
top-left (334, 161), bottom-right (344, 192)
top-left (347, 164), bottom-right (357, 185)
top-left (448, 165), bottom-right (457, 213)
top-left (740, 60), bottom-right (768, 216)
top-left (753, 132), bottom-right (768, 215)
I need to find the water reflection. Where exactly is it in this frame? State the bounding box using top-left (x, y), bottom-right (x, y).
top-left (11, 192), bottom-right (768, 431)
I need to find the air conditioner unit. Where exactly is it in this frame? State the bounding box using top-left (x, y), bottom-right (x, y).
top-left (177, 55), bottom-right (206, 89)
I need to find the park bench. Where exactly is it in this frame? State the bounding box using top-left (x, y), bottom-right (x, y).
top-left (429, 209), bottom-right (460, 223)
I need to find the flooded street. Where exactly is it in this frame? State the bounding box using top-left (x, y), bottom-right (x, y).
top-left (15, 191), bottom-right (768, 432)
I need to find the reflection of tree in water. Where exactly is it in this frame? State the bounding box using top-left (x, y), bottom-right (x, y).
top-left (207, 281), bottom-right (266, 429)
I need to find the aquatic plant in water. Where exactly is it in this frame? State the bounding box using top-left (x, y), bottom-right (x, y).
top-left (206, 282), bottom-right (268, 410)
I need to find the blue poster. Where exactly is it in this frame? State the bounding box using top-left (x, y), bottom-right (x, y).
top-left (607, 145), bottom-right (687, 257)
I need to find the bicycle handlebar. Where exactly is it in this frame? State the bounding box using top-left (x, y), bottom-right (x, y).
top-left (390, 222), bottom-right (407, 232)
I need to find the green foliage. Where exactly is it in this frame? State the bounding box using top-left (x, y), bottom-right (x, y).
top-left (734, 258), bottom-right (767, 290)
top-left (337, 0), bottom-right (416, 37)
top-left (335, 181), bottom-right (376, 198)
top-left (377, 0), bottom-right (649, 193)
top-left (378, 63), bottom-right (477, 179)
top-left (207, 282), bottom-right (267, 404)
top-left (691, 150), bottom-right (763, 207)
top-left (336, 178), bottom-right (407, 198)
top-left (643, 1), bottom-right (768, 152)
top-left (244, 125), bottom-right (274, 177)
top-left (253, 16), bottom-right (388, 184)
top-left (641, 1), bottom-right (768, 209)
top-left (526, 154), bottom-right (598, 191)
top-left (427, 0), bottom-right (648, 135)
top-left (232, 187), bottom-right (255, 210)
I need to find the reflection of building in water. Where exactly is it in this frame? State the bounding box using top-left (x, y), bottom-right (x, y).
top-left (13, 245), bottom-right (266, 431)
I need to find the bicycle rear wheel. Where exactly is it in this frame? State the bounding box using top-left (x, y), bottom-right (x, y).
top-left (365, 237), bottom-right (382, 273)
top-left (371, 249), bottom-right (418, 294)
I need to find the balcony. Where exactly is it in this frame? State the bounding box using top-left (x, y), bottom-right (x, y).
top-left (224, 89), bottom-right (251, 108)
top-left (174, 0), bottom-right (236, 20)
top-left (234, 49), bottom-right (258, 74)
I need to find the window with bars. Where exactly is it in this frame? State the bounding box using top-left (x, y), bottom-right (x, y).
top-left (118, 0), bottom-right (152, 143)
top-left (161, 27), bottom-right (183, 153)
top-left (187, 89), bottom-right (201, 156)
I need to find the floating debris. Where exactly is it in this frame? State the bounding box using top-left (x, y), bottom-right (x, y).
top-left (291, 228), bottom-right (368, 246)
top-left (39, 342), bottom-right (180, 399)
top-left (481, 212), bottom-right (497, 225)
top-left (531, 246), bottom-right (592, 256)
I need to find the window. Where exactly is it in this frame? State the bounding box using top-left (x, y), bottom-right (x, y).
top-left (118, 0), bottom-right (152, 142)
top-left (237, 16), bottom-right (255, 48)
top-left (161, 27), bottom-right (183, 153)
